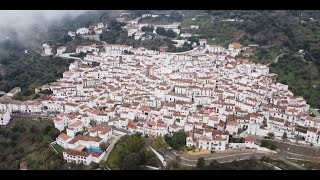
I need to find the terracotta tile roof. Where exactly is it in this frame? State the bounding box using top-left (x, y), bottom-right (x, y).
top-left (58, 133), bottom-right (71, 141)
top-left (68, 135), bottom-right (102, 144)
top-left (69, 120), bottom-right (83, 128)
top-left (139, 105), bottom-right (151, 112)
top-left (89, 125), bottom-right (112, 135)
top-left (63, 148), bottom-right (91, 157)
top-left (245, 137), bottom-right (256, 142)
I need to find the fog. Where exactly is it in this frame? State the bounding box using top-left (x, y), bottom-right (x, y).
top-left (0, 10), bottom-right (89, 45)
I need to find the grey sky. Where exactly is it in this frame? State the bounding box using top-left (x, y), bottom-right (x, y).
top-left (0, 10), bottom-right (89, 43)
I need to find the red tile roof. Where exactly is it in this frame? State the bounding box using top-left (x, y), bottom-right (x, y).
top-left (245, 137), bottom-right (256, 142)
top-left (58, 133), bottom-right (71, 141)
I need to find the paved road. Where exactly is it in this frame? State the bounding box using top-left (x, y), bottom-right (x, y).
top-left (275, 149), bottom-right (308, 170)
top-left (257, 137), bottom-right (320, 150)
top-left (56, 53), bottom-right (86, 63)
top-left (277, 149), bottom-right (320, 163)
top-left (164, 150), bottom-right (269, 167)
top-left (310, 108), bottom-right (320, 118)
top-left (111, 126), bottom-right (132, 134)
top-left (103, 133), bottom-right (125, 161)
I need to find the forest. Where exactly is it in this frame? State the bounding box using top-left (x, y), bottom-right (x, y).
top-left (0, 50), bottom-right (73, 96)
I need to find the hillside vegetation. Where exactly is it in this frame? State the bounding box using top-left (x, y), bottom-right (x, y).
top-left (0, 11), bottom-right (108, 95)
top-left (0, 51), bottom-right (74, 95)
top-left (0, 116), bottom-right (95, 170)
top-left (270, 54), bottom-right (320, 108)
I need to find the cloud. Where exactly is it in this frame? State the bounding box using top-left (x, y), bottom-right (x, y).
top-left (0, 10), bottom-right (89, 45)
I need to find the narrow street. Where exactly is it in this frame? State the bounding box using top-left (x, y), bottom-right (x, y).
top-left (102, 133), bottom-right (125, 161)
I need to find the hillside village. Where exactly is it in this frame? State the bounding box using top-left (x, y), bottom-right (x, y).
top-left (0, 12), bottom-right (320, 166)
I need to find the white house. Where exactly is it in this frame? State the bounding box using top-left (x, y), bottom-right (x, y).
top-left (225, 121), bottom-right (238, 136)
top-left (198, 135), bottom-right (227, 151)
top-left (64, 102), bottom-right (79, 113)
top-left (56, 46), bottom-right (66, 55)
top-left (76, 27), bottom-right (89, 35)
top-left (95, 29), bottom-right (103, 35)
top-left (67, 120), bottom-right (84, 138)
top-left (180, 33), bottom-right (192, 38)
top-left (247, 122), bottom-right (260, 136)
top-left (128, 28), bottom-right (139, 37)
top-left (43, 44), bottom-right (52, 56)
top-left (63, 148), bottom-right (105, 165)
top-left (207, 45), bottom-right (224, 53)
top-left (134, 31), bottom-right (145, 40)
top-left (244, 137), bottom-right (256, 148)
top-left (56, 133), bottom-right (72, 149)
top-left (21, 101), bottom-right (43, 113)
top-left (88, 125), bottom-right (113, 142)
top-left (199, 39), bottom-right (207, 46)
top-left (97, 22), bottom-right (104, 29)
top-left (0, 110), bottom-right (11, 127)
top-left (165, 92), bottom-right (192, 102)
top-left (228, 42), bottom-right (241, 53)
top-left (190, 25), bottom-right (199, 29)
top-left (68, 31), bottom-right (76, 37)
top-left (67, 135), bottom-right (103, 149)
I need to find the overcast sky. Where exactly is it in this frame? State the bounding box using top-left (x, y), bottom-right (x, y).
top-left (0, 10), bottom-right (89, 42)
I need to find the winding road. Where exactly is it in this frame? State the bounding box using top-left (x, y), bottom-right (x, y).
top-left (164, 150), bottom-right (270, 167)
top-left (102, 133), bottom-right (125, 161)
top-left (56, 53), bottom-right (85, 63)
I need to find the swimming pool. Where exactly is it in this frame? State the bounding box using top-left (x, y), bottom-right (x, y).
top-left (83, 147), bottom-right (104, 153)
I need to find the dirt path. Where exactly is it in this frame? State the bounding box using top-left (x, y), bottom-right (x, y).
top-left (266, 53), bottom-right (287, 66)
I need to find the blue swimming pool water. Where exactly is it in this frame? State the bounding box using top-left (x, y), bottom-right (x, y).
top-left (83, 147), bottom-right (104, 153)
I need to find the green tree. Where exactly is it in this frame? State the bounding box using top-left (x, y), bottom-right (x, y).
top-left (282, 132), bottom-right (288, 140)
top-left (141, 26), bottom-right (154, 32)
top-left (168, 130), bottom-right (187, 151)
top-left (197, 157), bottom-right (205, 169)
top-left (260, 140), bottom-right (277, 150)
top-left (12, 92), bottom-right (23, 100)
top-left (152, 136), bottom-right (168, 151)
top-left (166, 29), bottom-right (176, 38)
top-left (99, 142), bottom-right (108, 151)
top-left (176, 155), bottom-right (181, 162)
top-left (108, 20), bottom-right (126, 31)
top-left (208, 160), bottom-right (219, 169)
top-left (63, 35), bottom-right (73, 43)
top-left (267, 132), bottom-right (275, 139)
top-left (99, 160), bottom-right (109, 170)
top-left (89, 162), bottom-right (99, 169)
top-left (169, 11), bottom-right (183, 22)
top-left (164, 134), bottom-right (172, 147)
top-left (39, 89), bottom-right (53, 95)
top-left (156, 27), bottom-right (167, 36)
top-left (119, 153), bottom-right (141, 170)
top-left (165, 160), bottom-right (180, 170)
